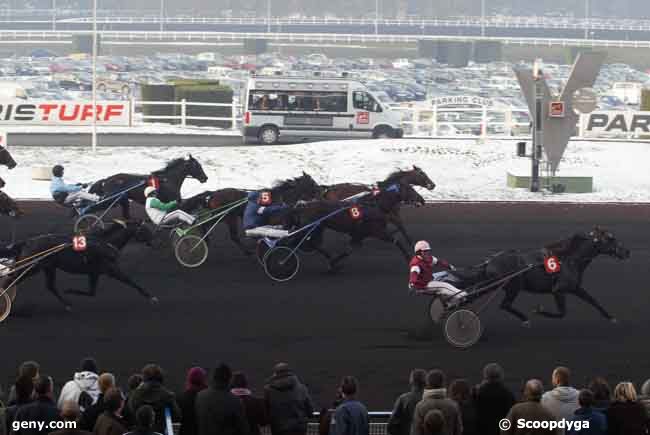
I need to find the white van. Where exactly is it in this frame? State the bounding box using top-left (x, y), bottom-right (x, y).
top-left (242, 76), bottom-right (404, 144)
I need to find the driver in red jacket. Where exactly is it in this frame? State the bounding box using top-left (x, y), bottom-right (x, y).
top-left (408, 240), bottom-right (467, 303)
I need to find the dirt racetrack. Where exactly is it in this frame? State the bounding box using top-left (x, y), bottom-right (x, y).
top-left (1, 201), bottom-right (649, 409)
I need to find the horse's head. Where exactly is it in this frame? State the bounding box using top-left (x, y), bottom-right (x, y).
top-left (185, 155), bottom-right (208, 183)
top-left (409, 165), bottom-right (435, 190)
top-left (400, 182), bottom-right (425, 207)
top-left (0, 145), bottom-right (17, 170)
top-left (273, 172), bottom-right (321, 204)
top-left (589, 227), bottom-right (630, 260)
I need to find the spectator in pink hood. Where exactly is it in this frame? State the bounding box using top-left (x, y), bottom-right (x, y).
top-left (179, 367), bottom-right (208, 435)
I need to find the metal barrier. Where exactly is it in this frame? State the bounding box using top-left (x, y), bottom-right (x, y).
top-left (131, 99), bottom-right (243, 130)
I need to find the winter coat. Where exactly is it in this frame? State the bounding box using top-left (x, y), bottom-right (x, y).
top-left (57, 372), bottom-right (100, 411)
top-left (566, 407), bottom-right (607, 435)
top-left (178, 389), bottom-right (201, 435)
top-left (474, 381), bottom-right (516, 435)
top-left (333, 399), bottom-right (369, 435)
top-left (541, 387), bottom-right (580, 421)
top-left (231, 389), bottom-right (268, 435)
top-left (501, 400), bottom-right (559, 435)
top-left (387, 388), bottom-right (423, 435)
top-left (4, 399), bottom-right (34, 434)
top-left (605, 400), bottom-right (649, 435)
top-left (195, 385), bottom-right (249, 435)
top-left (13, 397), bottom-right (61, 435)
top-left (264, 373), bottom-right (314, 435)
top-left (456, 399), bottom-right (478, 435)
top-left (79, 394), bottom-right (105, 431)
top-left (127, 381), bottom-right (181, 434)
top-left (411, 389), bottom-right (462, 435)
top-left (242, 192), bottom-right (287, 230)
top-left (93, 411), bottom-right (128, 435)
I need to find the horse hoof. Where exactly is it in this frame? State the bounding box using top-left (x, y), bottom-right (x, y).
top-left (150, 296), bottom-right (159, 305)
top-left (521, 320), bottom-right (532, 328)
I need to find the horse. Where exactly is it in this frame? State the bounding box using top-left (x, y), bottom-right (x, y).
top-left (0, 220), bottom-right (157, 312)
top-left (178, 172), bottom-right (322, 255)
top-left (89, 155), bottom-right (208, 219)
top-left (466, 227), bottom-right (630, 327)
top-left (322, 166), bottom-right (434, 245)
top-left (0, 145), bottom-right (17, 170)
top-left (287, 181), bottom-right (421, 271)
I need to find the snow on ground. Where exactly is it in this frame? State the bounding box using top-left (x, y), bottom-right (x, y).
top-left (2, 138), bottom-right (649, 202)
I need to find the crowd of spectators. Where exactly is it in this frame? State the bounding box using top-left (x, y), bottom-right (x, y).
top-left (1, 359), bottom-right (649, 435)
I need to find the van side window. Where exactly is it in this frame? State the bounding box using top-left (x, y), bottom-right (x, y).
top-left (353, 91), bottom-right (381, 112)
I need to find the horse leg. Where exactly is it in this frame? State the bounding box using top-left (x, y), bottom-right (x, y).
top-left (570, 286), bottom-right (616, 322)
top-left (389, 214), bottom-right (413, 247)
top-left (329, 241), bottom-right (353, 271)
top-left (499, 288), bottom-right (530, 326)
top-left (44, 268), bottom-right (72, 311)
top-left (533, 293), bottom-right (567, 319)
top-left (66, 273), bottom-right (99, 297)
top-left (378, 230), bottom-right (411, 262)
top-left (104, 263), bottom-right (158, 304)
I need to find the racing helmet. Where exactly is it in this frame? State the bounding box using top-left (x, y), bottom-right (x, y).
top-left (144, 186), bottom-right (158, 197)
top-left (52, 165), bottom-right (64, 177)
top-left (414, 240), bottom-right (431, 253)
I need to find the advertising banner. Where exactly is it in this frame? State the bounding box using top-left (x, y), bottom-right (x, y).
top-left (0, 100), bottom-right (130, 126)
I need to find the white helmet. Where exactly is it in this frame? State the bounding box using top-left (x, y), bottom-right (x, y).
top-left (414, 240), bottom-right (431, 253)
top-left (144, 186), bottom-right (157, 197)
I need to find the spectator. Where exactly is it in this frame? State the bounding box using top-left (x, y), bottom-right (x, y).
top-left (388, 369), bottom-right (426, 435)
top-left (501, 379), bottom-right (557, 435)
top-left (587, 378), bottom-right (611, 412)
top-left (58, 358), bottom-right (100, 412)
top-left (230, 372), bottom-right (267, 435)
top-left (178, 367), bottom-right (207, 435)
top-left (1, 397), bottom-right (6, 435)
top-left (7, 362), bottom-right (40, 405)
top-left (195, 363), bottom-right (249, 435)
top-left (639, 379), bottom-right (650, 416)
top-left (541, 367), bottom-right (579, 421)
top-left (264, 363), bottom-right (314, 435)
top-left (411, 369), bottom-right (462, 435)
top-left (14, 375), bottom-right (61, 435)
top-left (5, 376), bottom-right (35, 434)
top-left (122, 375), bottom-right (144, 426)
top-left (123, 405), bottom-right (162, 435)
top-left (449, 380), bottom-right (477, 435)
top-left (423, 410), bottom-right (445, 435)
top-left (473, 363), bottom-right (515, 435)
top-left (333, 377), bottom-right (369, 435)
top-left (566, 390), bottom-right (606, 435)
top-left (80, 374), bottom-right (115, 431)
top-left (51, 401), bottom-right (92, 435)
top-left (127, 365), bottom-right (180, 434)
top-left (605, 382), bottom-right (649, 435)
top-left (93, 388), bottom-right (128, 435)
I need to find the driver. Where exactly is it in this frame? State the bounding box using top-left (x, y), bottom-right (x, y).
top-left (243, 191), bottom-right (290, 239)
top-left (144, 186), bottom-right (196, 226)
top-left (50, 165), bottom-right (100, 206)
top-left (408, 240), bottom-right (468, 304)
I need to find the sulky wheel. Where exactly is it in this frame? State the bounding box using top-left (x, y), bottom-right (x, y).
top-left (263, 246), bottom-right (300, 282)
top-left (428, 297), bottom-right (445, 324)
top-left (443, 309), bottom-right (482, 348)
top-left (0, 290), bottom-right (11, 323)
top-left (74, 214), bottom-right (104, 234)
top-left (174, 235), bottom-right (209, 268)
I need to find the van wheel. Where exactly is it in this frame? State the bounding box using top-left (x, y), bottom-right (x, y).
top-left (259, 126), bottom-right (279, 145)
top-left (373, 126), bottom-right (392, 139)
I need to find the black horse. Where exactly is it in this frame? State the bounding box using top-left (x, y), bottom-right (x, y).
top-left (322, 166), bottom-right (433, 246)
top-left (464, 227), bottom-right (630, 326)
top-left (89, 155), bottom-right (208, 219)
top-left (288, 181), bottom-right (421, 271)
top-left (1, 220), bottom-right (157, 312)
top-left (0, 145), bottom-right (17, 170)
top-left (179, 172), bottom-right (322, 255)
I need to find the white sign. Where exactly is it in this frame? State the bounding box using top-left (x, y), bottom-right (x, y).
top-left (432, 96), bottom-right (494, 107)
top-left (0, 100), bottom-right (131, 126)
top-left (583, 111), bottom-right (650, 136)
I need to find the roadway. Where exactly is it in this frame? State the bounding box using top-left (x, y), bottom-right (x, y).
top-left (1, 201), bottom-right (649, 409)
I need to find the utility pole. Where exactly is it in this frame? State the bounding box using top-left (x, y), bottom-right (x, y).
top-left (92, 0), bottom-right (97, 153)
top-left (584, 0), bottom-right (589, 39)
top-left (159, 0), bottom-right (164, 32)
top-left (531, 59), bottom-right (543, 192)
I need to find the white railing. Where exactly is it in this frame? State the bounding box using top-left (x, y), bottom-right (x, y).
top-left (130, 99), bottom-right (242, 129)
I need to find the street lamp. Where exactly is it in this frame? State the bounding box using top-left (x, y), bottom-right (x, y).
top-left (160, 0), bottom-right (164, 32)
top-left (584, 0), bottom-right (590, 39)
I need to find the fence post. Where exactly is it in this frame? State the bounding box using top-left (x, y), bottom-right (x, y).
top-left (181, 99), bottom-right (186, 127)
top-left (481, 105), bottom-right (488, 140)
top-left (231, 99), bottom-right (237, 130)
top-left (431, 105), bottom-right (437, 137)
top-left (129, 97), bottom-right (135, 127)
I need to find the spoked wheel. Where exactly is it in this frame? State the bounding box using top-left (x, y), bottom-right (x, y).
top-left (74, 214), bottom-right (104, 234)
top-left (175, 235), bottom-right (209, 268)
top-left (263, 246), bottom-right (300, 282)
top-left (428, 297), bottom-right (445, 324)
top-left (256, 240), bottom-right (271, 266)
top-left (0, 290), bottom-right (11, 323)
top-left (443, 309), bottom-right (482, 348)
